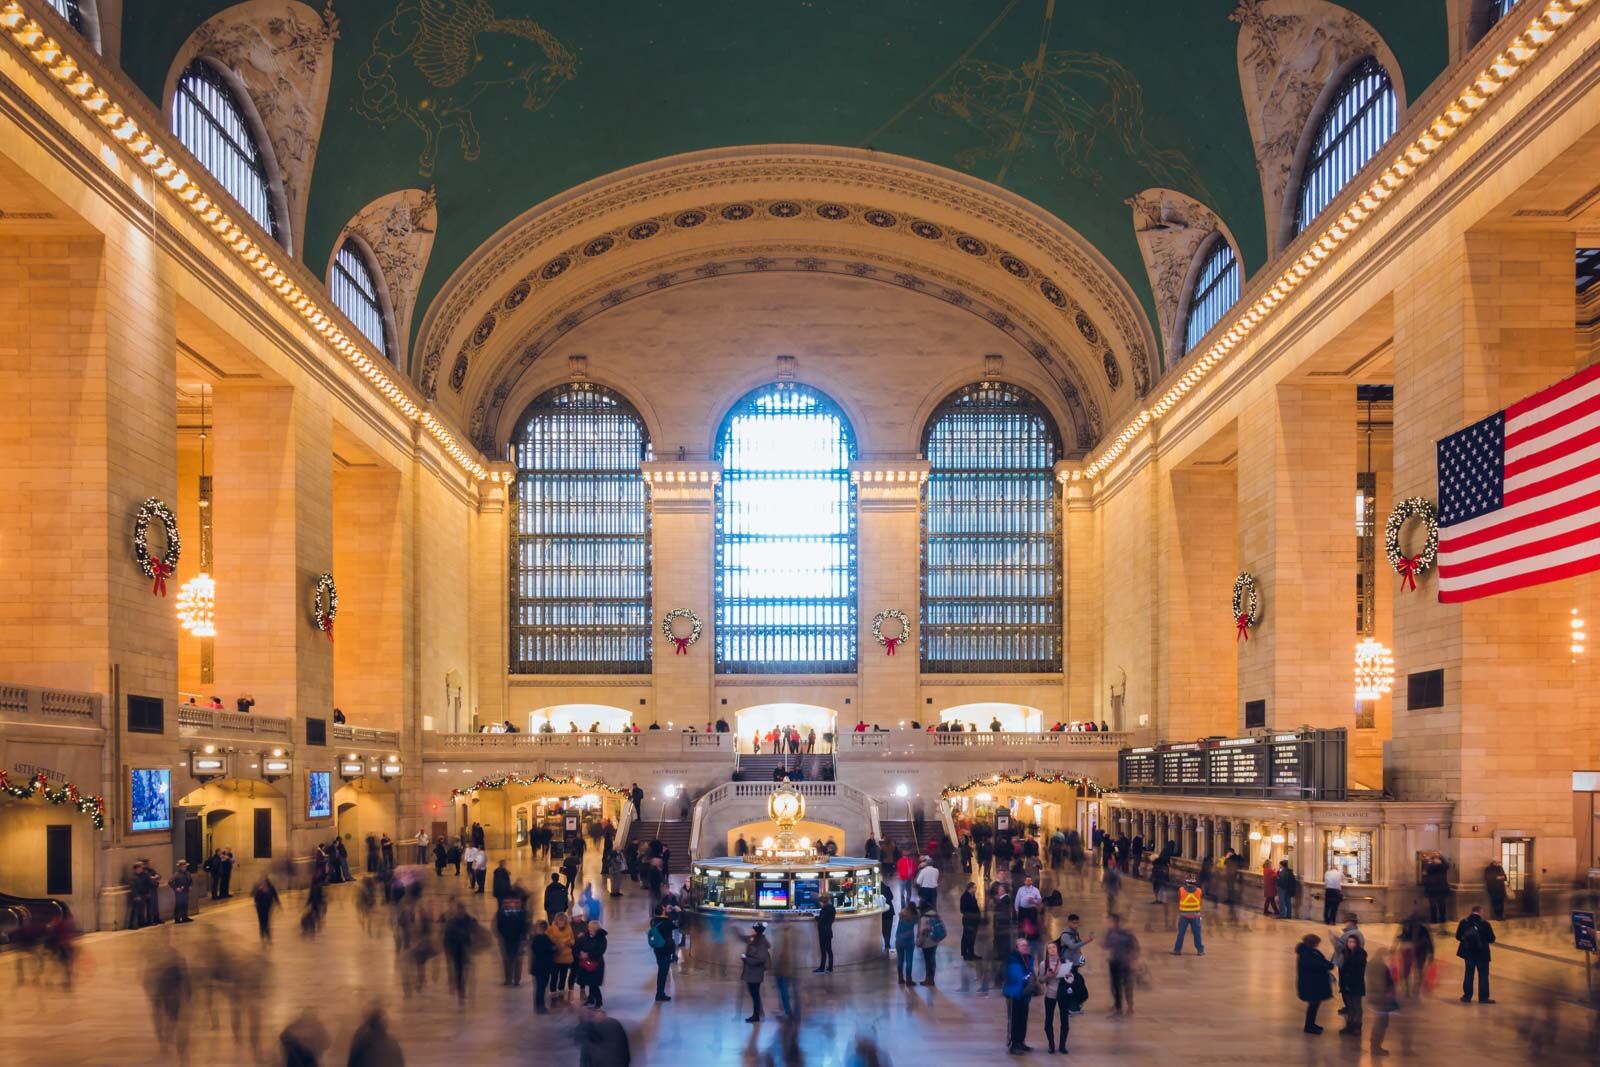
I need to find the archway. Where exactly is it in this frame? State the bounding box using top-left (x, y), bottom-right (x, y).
top-left (451, 773), bottom-right (630, 851)
top-left (529, 703), bottom-right (634, 733)
top-left (333, 776), bottom-right (397, 870)
top-left (938, 703), bottom-right (1044, 732)
top-left (735, 704), bottom-right (838, 754)
top-left (723, 818), bottom-right (847, 858)
top-left (0, 793), bottom-right (100, 923)
top-left (178, 779), bottom-right (288, 894)
top-left (939, 773), bottom-right (1100, 852)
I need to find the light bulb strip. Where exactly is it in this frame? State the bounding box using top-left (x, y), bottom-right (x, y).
top-left (0, 1), bottom-right (488, 482)
top-left (1083, 0), bottom-right (1588, 481)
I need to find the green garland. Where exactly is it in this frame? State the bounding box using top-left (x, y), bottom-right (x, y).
top-left (452, 771), bottom-right (630, 799)
top-left (940, 771), bottom-right (1102, 799)
top-left (0, 769), bottom-right (105, 830)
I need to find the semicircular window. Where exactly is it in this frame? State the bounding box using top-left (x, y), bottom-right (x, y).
top-left (511, 384), bottom-right (652, 674)
top-left (921, 382), bottom-right (1061, 673)
top-left (1183, 237), bottom-right (1240, 356)
top-left (716, 383), bottom-right (857, 674)
top-left (1295, 57), bottom-right (1397, 237)
top-left (329, 239), bottom-right (392, 360)
top-left (45, 0), bottom-right (85, 33)
top-left (171, 59), bottom-right (279, 243)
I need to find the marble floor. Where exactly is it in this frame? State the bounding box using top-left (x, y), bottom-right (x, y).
top-left (5, 850), bottom-right (1598, 1066)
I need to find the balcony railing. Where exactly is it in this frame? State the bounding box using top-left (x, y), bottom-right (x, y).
top-left (848, 729), bottom-right (1130, 753)
top-left (429, 730), bottom-right (733, 754)
top-left (177, 705), bottom-right (290, 738)
top-left (0, 682), bottom-right (101, 726)
top-left (332, 723), bottom-right (400, 749)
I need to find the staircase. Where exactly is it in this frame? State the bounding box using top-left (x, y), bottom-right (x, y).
top-left (626, 817), bottom-right (691, 868)
top-left (733, 753), bottom-right (835, 782)
top-left (878, 818), bottom-right (925, 859)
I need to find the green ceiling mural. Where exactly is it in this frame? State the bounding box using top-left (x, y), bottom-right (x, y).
top-left (118, 0), bottom-right (1448, 351)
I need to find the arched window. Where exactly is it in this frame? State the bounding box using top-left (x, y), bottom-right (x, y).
top-left (716, 382), bottom-right (857, 674)
top-left (330, 239), bottom-right (392, 359)
top-left (46, 0), bottom-right (84, 32)
top-left (921, 382), bottom-right (1061, 672)
top-left (1183, 237), bottom-right (1240, 356)
top-left (1295, 58), bottom-right (1397, 236)
top-left (511, 384), bottom-right (652, 674)
top-left (171, 60), bottom-right (279, 242)
top-left (1488, 0), bottom-right (1522, 27)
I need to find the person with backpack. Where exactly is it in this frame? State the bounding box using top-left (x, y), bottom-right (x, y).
top-left (813, 896), bottom-right (836, 973)
top-left (1454, 904), bottom-right (1496, 1004)
top-left (894, 902), bottom-right (920, 985)
top-left (916, 904), bottom-right (947, 986)
top-left (494, 893), bottom-right (529, 987)
top-left (649, 904), bottom-right (677, 1001)
top-left (1277, 861), bottom-right (1299, 919)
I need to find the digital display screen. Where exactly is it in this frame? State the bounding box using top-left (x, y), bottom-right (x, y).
top-left (757, 881), bottom-right (789, 908)
top-left (307, 771), bottom-right (332, 819)
top-left (130, 768), bottom-right (171, 832)
top-left (793, 879), bottom-right (821, 910)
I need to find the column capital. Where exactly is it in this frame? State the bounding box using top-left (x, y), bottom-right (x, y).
top-left (477, 462), bottom-right (516, 513)
top-left (644, 461), bottom-right (722, 512)
top-left (852, 459), bottom-right (928, 511)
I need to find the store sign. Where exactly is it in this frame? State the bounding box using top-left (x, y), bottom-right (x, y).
top-left (1573, 911), bottom-right (1596, 953)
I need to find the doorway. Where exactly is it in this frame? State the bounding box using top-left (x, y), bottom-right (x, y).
top-left (734, 704), bottom-right (838, 753)
top-left (1500, 837), bottom-right (1532, 892)
top-left (937, 703), bottom-right (1044, 732)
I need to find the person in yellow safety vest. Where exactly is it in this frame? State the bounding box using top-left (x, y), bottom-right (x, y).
top-left (1173, 878), bottom-right (1205, 956)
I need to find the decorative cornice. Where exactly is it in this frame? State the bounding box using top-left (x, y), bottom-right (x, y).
top-left (1084, 0), bottom-right (1595, 480)
top-left (0, 0), bottom-right (489, 482)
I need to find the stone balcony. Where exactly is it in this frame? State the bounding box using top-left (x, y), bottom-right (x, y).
top-left (176, 704), bottom-right (293, 739)
top-left (423, 729), bottom-right (732, 760)
top-left (0, 682), bottom-right (104, 742)
top-left (845, 729), bottom-right (1134, 756)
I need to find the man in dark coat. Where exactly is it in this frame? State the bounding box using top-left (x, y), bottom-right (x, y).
top-left (346, 1008), bottom-right (405, 1067)
top-left (169, 861), bottom-right (194, 923)
top-left (576, 1006), bottom-right (631, 1067)
top-left (959, 881), bottom-right (982, 960)
top-left (813, 898), bottom-right (836, 973)
top-left (545, 872), bottom-right (570, 920)
top-left (492, 860), bottom-right (513, 903)
top-left (1454, 904), bottom-right (1496, 1004)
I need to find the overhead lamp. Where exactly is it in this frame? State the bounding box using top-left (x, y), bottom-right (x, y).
top-left (1354, 638), bottom-right (1395, 701)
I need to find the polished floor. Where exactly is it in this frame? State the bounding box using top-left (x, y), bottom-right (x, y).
top-left (5, 849), bottom-right (1598, 1066)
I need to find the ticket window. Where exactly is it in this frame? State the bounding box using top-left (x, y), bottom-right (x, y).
top-left (1501, 838), bottom-right (1532, 892)
top-left (1325, 830), bottom-right (1373, 885)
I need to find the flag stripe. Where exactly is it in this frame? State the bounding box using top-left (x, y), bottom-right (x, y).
top-left (1502, 453), bottom-right (1600, 507)
top-left (1504, 416), bottom-right (1600, 478)
top-left (1440, 474), bottom-right (1600, 541)
top-left (1438, 516), bottom-right (1600, 578)
top-left (1505, 390), bottom-right (1600, 456)
top-left (1439, 484), bottom-right (1600, 553)
top-left (1438, 547), bottom-right (1600, 603)
top-left (1506, 360), bottom-right (1600, 425)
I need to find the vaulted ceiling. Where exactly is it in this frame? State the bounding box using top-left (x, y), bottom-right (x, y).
top-left (115, 0), bottom-right (1453, 441)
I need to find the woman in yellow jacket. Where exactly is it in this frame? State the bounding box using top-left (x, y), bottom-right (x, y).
top-left (549, 911), bottom-right (577, 997)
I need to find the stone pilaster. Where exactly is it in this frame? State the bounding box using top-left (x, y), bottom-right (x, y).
top-left (469, 464), bottom-right (513, 728)
top-left (333, 464), bottom-right (405, 730)
top-left (1062, 472), bottom-right (1102, 725)
top-left (1162, 464), bottom-right (1239, 738)
top-left (644, 461), bottom-right (720, 725)
top-left (853, 461), bottom-right (928, 726)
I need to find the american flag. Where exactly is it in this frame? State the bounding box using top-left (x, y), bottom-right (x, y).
top-left (1437, 362), bottom-right (1600, 603)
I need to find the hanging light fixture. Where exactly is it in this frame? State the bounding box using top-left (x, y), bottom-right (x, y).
top-left (176, 386), bottom-right (218, 649)
top-left (1354, 637), bottom-right (1395, 700)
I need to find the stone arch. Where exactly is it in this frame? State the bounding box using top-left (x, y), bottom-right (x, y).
top-left (1231, 0), bottom-right (1406, 257)
top-left (1127, 188), bottom-right (1247, 372)
top-left (163, 0), bottom-right (338, 258)
top-left (328, 188), bottom-right (438, 369)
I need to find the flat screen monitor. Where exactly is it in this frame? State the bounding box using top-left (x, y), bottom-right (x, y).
top-left (757, 881), bottom-right (789, 908)
top-left (793, 878), bottom-right (821, 910)
top-left (130, 768), bottom-right (171, 832)
top-left (307, 770), bottom-right (332, 819)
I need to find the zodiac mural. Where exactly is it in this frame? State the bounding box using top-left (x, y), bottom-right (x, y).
top-left (357, 0), bottom-right (577, 176)
top-left (932, 50), bottom-right (1209, 201)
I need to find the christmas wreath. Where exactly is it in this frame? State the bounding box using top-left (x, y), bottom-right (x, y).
top-left (662, 608), bottom-right (701, 654)
top-left (312, 572), bottom-right (339, 640)
top-left (1232, 572), bottom-right (1261, 642)
top-left (872, 608), bottom-right (911, 655)
top-left (1385, 497), bottom-right (1439, 592)
top-left (0, 769), bottom-right (105, 830)
top-left (133, 497), bottom-right (182, 596)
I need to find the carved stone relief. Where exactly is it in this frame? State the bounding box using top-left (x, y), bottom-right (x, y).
top-left (334, 187), bottom-right (438, 369)
top-left (1230, 0), bottom-right (1401, 254)
top-left (167, 1), bottom-right (339, 258)
top-left (1127, 188), bottom-right (1229, 368)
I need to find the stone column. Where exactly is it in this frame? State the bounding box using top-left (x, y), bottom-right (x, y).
top-left (469, 464), bottom-right (513, 729)
top-left (333, 464), bottom-right (405, 731)
top-left (644, 462), bottom-right (720, 726)
top-left (1162, 465), bottom-right (1239, 737)
top-left (1062, 474), bottom-right (1101, 723)
top-left (1390, 229), bottom-right (1588, 882)
top-left (1236, 383), bottom-right (1357, 732)
top-left (854, 461), bottom-right (927, 728)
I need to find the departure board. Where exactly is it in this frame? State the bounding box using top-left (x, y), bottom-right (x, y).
top-left (1115, 729), bottom-right (1346, 800)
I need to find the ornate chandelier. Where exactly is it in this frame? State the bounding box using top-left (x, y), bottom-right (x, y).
top-left (1354, 638), bottom-right (1394, 701)
top-left (176, 572), bottom-right (216, 637)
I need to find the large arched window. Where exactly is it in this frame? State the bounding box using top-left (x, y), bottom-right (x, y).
top-left (511, 384), bottom-right (652, 674)
top-left (1183, 237), bottom-right (1240, 356)
top-left (330, 238), bottom-right (393, 360)
top-left (715, 382), bottom-right (857, 674)
top-left (171, 60), bottom-right (279, 242)
top-left (921, 382), bottom-right (1061, 673)
top-left (1295, 58), bottom-right (1397, 236)
top-left (1488, 0), bottom-right (1522, 26)
top-left (46, 0), bottom-right (84, 32)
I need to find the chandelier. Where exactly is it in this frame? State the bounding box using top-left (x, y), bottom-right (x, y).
top-left (1354, 638), bottom-right (1394, 701)
top-left (176, 571), bottom-right (216, 637)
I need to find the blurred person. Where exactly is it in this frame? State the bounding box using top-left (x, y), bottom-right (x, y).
top-left (546, 872), bottom-right (571, 920)
top-left (1454, 904), bottom-right (1496, 1004)
top-left (1102, 862), bottom-right (1122, 916)
top-left (648, 904), bottom-right (676, 1001)
top-left (495, 892), bottom-right (530, 987)
top-left (1396, 905), bottom-right (1434, 997)
top-left (1262, 859), bottom-right (1279, 916)
top-left (531, 918), bottom-right (557, 1013)
top-left (279, 1009), bottom-right (331, 1067)
top-left (1296, 933), bottom-right (1335, 1034)
top-left (813, 894), bottom-right (836, 973)
top-left (1322, 861), bottom-right (1344, 924)
top-left (1102, 913), bottom-right (1139, 1016)
top-left (144, 945), bottom-right (192, 1065)
top-left (347, 1007), bottom-right (405, 1067)
top-left (252, 873), bottom-right (280, 941)
top-left (492, 859), bottom-right (513, 902)
top-left (169, 860), bottom-right (194, 924)
top-left (879, 881), bottom-right (894, 954)
top-left (575, 1005), bottom-right (631, 1067)
top-left (576, 918), bottom-right (609, 1007)
top-left (1003, 936), bottom-right (1036, 1054)
top-left (442, 900), bottom-right (485, 1003)
top-left (579, 881), bottom-right (602, 925)
top-left (1422, 854), bottom-right (1451, 924)
top-left (1366, 947), bottom-right (1405, 1057)
top-left (1483, 859), bottom-right (1508, 921)
top-left (742, 922), bottom-right (772, 1022)
top-left (916, 902), bottom-right (945, 986)
top-left (1276, 860), bottom-right (1298, 920)
top-left (550, 911), bottom-right (577, 999)
top-left (894, 903), bottom-right (918, 985)
top-left (1337, 933), bottom-right (1368, 1036)
top-left (959, 881), bottom-right (982, 960)
top-left (414, 827), bottom-right (430, 865)
top-left (432, 840), bottom-right (447, 877)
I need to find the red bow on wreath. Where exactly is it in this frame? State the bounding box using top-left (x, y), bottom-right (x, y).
top-left (1235, 613), bottom-right (1252, 642)
top-left (1397, 555), bottom-right (1423, 592)
top-left (884, 636), bottom-right (901, 656)
top-left (673, 637), bottom-right (691, 655)
top-left (150, 560), bottom-right (173, 597)
top-left (321, 616), bottom-right (335, 643)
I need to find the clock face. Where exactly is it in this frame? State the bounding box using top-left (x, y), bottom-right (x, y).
top-left (772, 793), bottom-right (800, 820)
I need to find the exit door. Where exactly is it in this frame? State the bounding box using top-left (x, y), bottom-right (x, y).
top-left (1501, 838), bottom-right (1532, 892)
